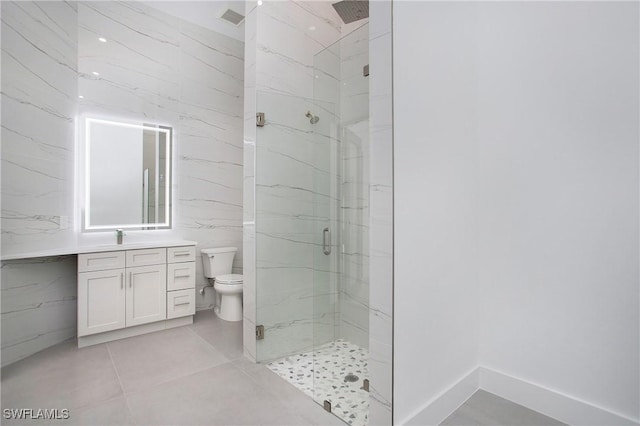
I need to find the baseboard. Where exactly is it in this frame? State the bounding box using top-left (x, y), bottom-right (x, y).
top-left (403, 367), bottom-right (480, 425)
top-left (402, 366), bottom-right (639, 426)
top-left (479, 367), bottom-right (639, 426)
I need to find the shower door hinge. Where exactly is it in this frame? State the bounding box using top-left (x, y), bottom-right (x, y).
top-left (363, 64), bottom-right (369, 77)
top-left (256, 112), bottom-right (265, 127)
top-left (323, 400), bottom-right (332, 413)
top-left (362, 378), bottom-right (370, 392)
top-left (256, 324), bottom-right (265, 340)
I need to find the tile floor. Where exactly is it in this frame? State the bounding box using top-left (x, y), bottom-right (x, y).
top-left (267, 340), bottom-right (369, 426)
top-left (441, 390), bottom-right (566, 426)
top-left (1, 310), bottom-right (567, 426)
top-left (1, 310), bottom-right (345, 426)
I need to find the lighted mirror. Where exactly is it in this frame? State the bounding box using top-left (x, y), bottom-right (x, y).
top-left (82, 118), bottom-right (172, 231)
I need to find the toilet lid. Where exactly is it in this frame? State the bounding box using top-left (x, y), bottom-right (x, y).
top-left (215, 274), bottom-right (243, 284)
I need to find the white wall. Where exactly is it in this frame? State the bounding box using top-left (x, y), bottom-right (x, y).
top-left (476, 2), bottom-right (639, 422)
top-left (393, 2), bottom-right (480, 422)
top-left (394, 1), bottom-right (639, 424)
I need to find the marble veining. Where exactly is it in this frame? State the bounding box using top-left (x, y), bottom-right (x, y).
top-left (367, 2), bottom-right (394, 423)
top-left (1, 256), bottom-right (77, 367)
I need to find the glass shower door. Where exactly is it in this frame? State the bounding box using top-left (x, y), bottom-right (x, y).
top-left (254, 22), bottom-right (370, 426)
top-left (312, 23), bottom-right (371, 426)
top-left (254, 91), bottom-right (336, 366)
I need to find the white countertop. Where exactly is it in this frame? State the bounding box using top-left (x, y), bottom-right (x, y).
top-left (1, 240), bottom-right (197, 261)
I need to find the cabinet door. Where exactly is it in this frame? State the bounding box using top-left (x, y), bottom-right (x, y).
top-left (126, 264), bottom-right (167, 327)
top-left (78, 269), bottom-right (126, 336)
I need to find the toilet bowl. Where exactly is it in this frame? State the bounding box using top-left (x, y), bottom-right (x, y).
top-left (201, 247), bottom-right (243, 322)
top-left (213, 273), bottom-right (243, 322)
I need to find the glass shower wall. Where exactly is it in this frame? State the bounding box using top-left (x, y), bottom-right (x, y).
top-left (335, 24), bottom-right (370, 351)
top-left (254, 91), bottom-right (338, 362)
top-left (253, 21), bottom-right (370, 426)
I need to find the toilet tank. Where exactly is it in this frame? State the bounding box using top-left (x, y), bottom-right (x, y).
top-left (201, 247), bottom-right (237, 278)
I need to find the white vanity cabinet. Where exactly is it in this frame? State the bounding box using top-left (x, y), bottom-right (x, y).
top-left (77, 244), bottom-right (196, 347)
top-left (166, 246), bottom-right (196, 319)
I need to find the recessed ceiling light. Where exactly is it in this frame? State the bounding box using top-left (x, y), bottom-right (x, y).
top-left (98, 37), bottom-right (107, 43)
top-left (78, 95), bottom-right (84, 99)
top-left (257, 0), bottom-right (263, 5)
top-left (92, 71), bottom-right (100, 76)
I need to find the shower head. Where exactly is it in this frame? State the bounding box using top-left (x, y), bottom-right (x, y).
top-left (332, 0), bottom-right (369, 24)
top-left (305, 111), bottom-right (320, 124)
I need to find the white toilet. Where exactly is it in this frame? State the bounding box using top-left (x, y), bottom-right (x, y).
top-left (201, 247), bottom-right (243, 322)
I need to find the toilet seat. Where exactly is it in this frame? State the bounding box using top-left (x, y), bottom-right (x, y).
top-left (215, 274), bottom-right (243, 285)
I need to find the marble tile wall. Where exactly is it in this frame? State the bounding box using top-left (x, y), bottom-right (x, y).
top-left (1, 1), bottom-right (244, 366)
top-left (1, 1), bottom-right (78, 253)
top-left (1, 257), bottom-right (77, 367)
top-left (339, 23), bottom-right (370, 350)
top-left (1, 1), bottom-right (79, 367)
top-left (368, 1), bottom-right (394, 424)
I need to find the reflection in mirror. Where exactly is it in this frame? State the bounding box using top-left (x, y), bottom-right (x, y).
top-left (83, 118), bottom-right (172, 231)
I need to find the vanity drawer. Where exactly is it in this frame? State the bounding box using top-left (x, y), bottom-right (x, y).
top-left (167, 262), bottom-right (196, 291)
top-left (126, 248), bottom-right (166, 267)
top-left (167, 289), bottom-right (195, 319)
top-left (78, 251), bottom-right (125, 273)
top-left (167, 246), bottom-right (196, 263)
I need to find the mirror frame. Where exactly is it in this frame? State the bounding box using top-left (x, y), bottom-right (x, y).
top-left (79, 116), bottom-right (173, 232)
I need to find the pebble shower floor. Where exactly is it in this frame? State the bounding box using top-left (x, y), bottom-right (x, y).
top-left (267, 340), bottom-right (369, 426)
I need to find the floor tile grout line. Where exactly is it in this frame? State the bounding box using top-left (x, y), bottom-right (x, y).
top-left (187, 320), bottom-right (246, 362)
top-left (228, 358), bottom-right (325, 422)
top-left (105, 343), bottom-right (138, 426)
top-left (184, 324), bottom-right (238, 365)
top-left (113, 328), bottom-right (233, 398)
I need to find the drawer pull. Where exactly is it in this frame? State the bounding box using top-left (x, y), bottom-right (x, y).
top-left (174, 252), bottom-right (191, 256)
top-left (174, 274), bottom-right (191, 278)
top-left (174, 301), bottom-right (191, 306)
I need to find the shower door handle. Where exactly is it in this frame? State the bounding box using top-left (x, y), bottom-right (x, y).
top-left (322, 228), bottom-right (331, 255)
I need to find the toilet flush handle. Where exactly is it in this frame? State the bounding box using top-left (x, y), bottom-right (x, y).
top-left (322, 228), bottom-right (331, 256)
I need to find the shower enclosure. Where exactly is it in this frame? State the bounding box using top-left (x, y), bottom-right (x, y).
top-left (254, 23), bottom-right (370, 425)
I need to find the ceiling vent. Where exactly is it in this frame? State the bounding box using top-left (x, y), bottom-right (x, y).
top-left (220, 8), bottom-right (245, 26)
